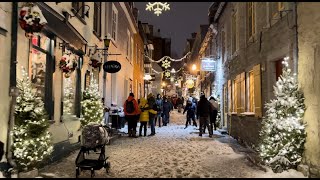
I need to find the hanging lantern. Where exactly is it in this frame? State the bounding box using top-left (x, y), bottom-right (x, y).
top-left (186, 79), bottom-right (194, 89)
top-left (19, 3), bottom-right (47, 38)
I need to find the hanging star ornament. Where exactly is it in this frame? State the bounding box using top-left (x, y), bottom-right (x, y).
top-left (146, 2), bottom-right (170, 16)
top-left (164, 70), bottom-right (171, 78)
top-left (162, 59), bottom-right (171, 69)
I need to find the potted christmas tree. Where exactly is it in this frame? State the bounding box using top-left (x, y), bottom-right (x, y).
top-left (12, 68), bottom-right (53, 177)
top-left (258, 57), bottom-right (307, 173)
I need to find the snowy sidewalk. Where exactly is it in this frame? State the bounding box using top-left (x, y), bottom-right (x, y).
top-left (38, 110), bottom-right (306, 178)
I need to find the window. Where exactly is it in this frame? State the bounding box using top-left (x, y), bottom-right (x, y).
top-left (232, 79), bottom-right (237, 112)
top-left (72, 2), bottom-right (85, 18)
top-left (126, 29), bottom-right (130, 59)
top-left (221, 30), bottom-right (226, 63)
top-left (136, 43), bottom-right (138, 64)
top-left (231, 11), bottom-right (237, 54)
top-left (93, 2), bottom-right (101, 38)
top-left (253, 64), bottom-right (262, 117)
top-left (228, 80), bottom-right (232, 113)
top-left (248, 71), bottom-right (255, 112)
top-left (275, 59), bottom-right (283, 81)
top-left (111, 4), bottom-right (118, 41)
top-left (247, 2), bottom-right (255, 39)
top-left (131, 37), bottom-right (134, 64)
top-left (270, 2), bottom-right (285, 19)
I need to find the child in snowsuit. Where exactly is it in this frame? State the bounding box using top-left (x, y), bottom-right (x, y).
top-left (183, 100), bottom-right (197, 129)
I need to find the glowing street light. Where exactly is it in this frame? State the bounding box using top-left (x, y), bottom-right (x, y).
top-left (191, 64), bottom-right (197, 71)
top-left (143, 74), bottom-right (152, 80)
top-left (162, 82), bottom-right (166, 87)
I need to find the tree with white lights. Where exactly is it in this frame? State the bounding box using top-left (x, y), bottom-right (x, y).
top-left (258, 57), bottom-right (306, 173)
top-left (12, 67), bottom-right (53, 171)
top-left (80, 77), bottom-right (104, 128)
top-left (63, 77), bottom-right (74, 115)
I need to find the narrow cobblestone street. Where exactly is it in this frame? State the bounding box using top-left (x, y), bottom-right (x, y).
top-left (39, 110), bottom-right (305, 178)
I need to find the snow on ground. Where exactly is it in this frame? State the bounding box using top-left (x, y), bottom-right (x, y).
top-left (39, 110), bottom-right (306, 178)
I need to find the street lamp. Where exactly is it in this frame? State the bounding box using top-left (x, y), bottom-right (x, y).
top-left (143, 74), bottom-right (152, 80)
top-left (191, 64), bottom-right (197, 71)
top-left (162, 82), bottom-right (166, 87)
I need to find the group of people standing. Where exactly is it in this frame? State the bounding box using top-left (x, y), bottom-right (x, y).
top-left (183, 93), bottom-right (219, 137)
top-left (123, 93), bottom-right (173, 138)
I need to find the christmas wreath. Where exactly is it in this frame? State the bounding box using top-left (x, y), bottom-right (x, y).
top-left (89, 52), bottom-right (103, 70)
top-left (19, 3), bottom-right (47, 37)
top-left (59, 51), bottom-right (77, 78)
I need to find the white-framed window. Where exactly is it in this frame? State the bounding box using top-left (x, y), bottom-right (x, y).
top-left (131, 37), bottom-right (134, 64)
top-left (126, 29), bottom-right (130, 59)
top-left (111, 3), bottom-right (118, 41)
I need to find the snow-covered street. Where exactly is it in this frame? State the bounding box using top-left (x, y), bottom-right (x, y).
top-left (39, 110), bottom-right (305, 178)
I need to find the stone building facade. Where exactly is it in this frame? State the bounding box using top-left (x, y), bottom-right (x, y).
top-left (297, 2), bottom-right (320, 177)
top-left (210, 2), bottom-right (298, 146)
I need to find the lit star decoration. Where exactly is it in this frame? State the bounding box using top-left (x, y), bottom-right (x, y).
top-left (164, 70), bottom-right (171, 78)
top-left (162, 59), bottom-right (171, 69)
top-left (146, 2), bottom-right (170, 16)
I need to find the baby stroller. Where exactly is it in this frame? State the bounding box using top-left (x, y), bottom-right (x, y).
top-left (75, 123), bottom-right (111, 178)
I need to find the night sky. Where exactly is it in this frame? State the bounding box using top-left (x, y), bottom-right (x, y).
top-left (135, 2), bottom-right (212, 58)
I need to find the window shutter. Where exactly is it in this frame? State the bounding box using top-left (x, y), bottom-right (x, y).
top-left (240, 72), bottom-right (246, 113)
top-left (253, 64), bottom-right (262, 117)
top-left (236, 75), bottom-right (241, 114)
top-left (228, 80), bottom-right (231, 113)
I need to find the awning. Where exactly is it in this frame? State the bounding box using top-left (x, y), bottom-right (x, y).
top-left (36, 2), bottom-right (87, 50)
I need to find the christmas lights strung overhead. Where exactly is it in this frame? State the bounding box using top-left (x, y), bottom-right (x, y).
top-left (164, 70), bottom-right (171, 78)
top-left (145, 52), bottom-right (191, 63)
top-left (146, 2), bottom-right (170, 16)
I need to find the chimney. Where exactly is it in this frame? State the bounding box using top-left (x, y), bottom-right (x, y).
top-left (133, 8), bottom-right (139, 22)
top-left (191, 32), bottom-right (197, 39)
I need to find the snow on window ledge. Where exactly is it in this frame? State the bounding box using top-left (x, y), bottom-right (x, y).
top-left (231, 112), bottom-right (237, 115)
top-left (240, 112), bottom-right (255, 116)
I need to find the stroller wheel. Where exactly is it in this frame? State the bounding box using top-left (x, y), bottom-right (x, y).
top-left (105, 162), bottom-right (111, 173)
top-left (76, 168), bottom-right (80, 178)
top-left (91, 169), bottom-right (95, 177)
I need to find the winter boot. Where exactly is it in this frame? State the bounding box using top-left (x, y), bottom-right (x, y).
top-left (132, 130), bottom-right (138, 138)
top-left (128, 130), bottom-right (132, 137)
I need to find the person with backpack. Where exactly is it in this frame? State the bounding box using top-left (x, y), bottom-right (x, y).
top-left (155, 94), bottom-right (163, 127)
top-left (162, 96), bottom-right (173, 126)
top-left (209, 96), bottom-right (219, 131)
top-left (138, 97), bottom-right (157, 137)
top-left (183, 99), bottom-right (197, 129)
top-left (124, 93), bottom-right (140, 138)
top-left (147, 93), bottom-right (157, 136)
top-left (197, 93), bottom-right (213, 137)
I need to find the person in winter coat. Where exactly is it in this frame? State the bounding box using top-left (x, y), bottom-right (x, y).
top-left (138, 97), bottom-right (157, 136)
top-left (147, 93), bottom-right (157, 136)
top-left (183, 100), bottom-right (197, 129)
top-left (155, 94), bottom-right (163, 127)
top-left (162, 96), bottom-right (173, 126)
top-left (197, 93), bottom-right (213, 137)
top-left (209, 96), bottom-right (219, 131)
top-left (124, 93), bottom-right (140, 138)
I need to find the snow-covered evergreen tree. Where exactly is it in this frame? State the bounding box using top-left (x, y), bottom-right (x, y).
top-left (80, 77), bottom-right (104, 128)
top-left (63, 77), bottom-right (74, 115)
top-left (12, 67), bottom-right (53, 171)
top-left (258, 57), bottom-right (306, 173)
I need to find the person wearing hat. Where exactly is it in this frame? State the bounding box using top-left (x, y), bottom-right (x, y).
top-left (124, 93), bottom-right (140, 137)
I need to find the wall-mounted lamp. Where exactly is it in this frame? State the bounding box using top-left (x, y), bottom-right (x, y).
top-left (70, 5), bottom-right (90, 18)
top-left (87, 36), bottom-right (112, 56)
top-left (59, 42), bottom-right (70, 49)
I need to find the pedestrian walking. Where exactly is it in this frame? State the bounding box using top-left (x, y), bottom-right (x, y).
top-left (155, 94), bottom-right (163, 127)
top-left (196, 93), bottom-right (213, 137)
top-left (162, 96), bottom-right (173, 126)
top-left (209, 96), bottom-right (219, 131)
top-left (147, 93), bottom-right (157, 136)
top-left (124, 93), bottom-right (140, 138)
top-left (183, 99), bottom-right (197, 129)
top-left (138, 97), bottom-right (157, 136)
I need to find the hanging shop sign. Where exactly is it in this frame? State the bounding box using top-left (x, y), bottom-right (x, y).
top-left (200, 58), bottom-right (216, 71)
top-left (103, 61), bottom-right (121, 73)
top-left (186, 79), bottom-right (194, 89)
